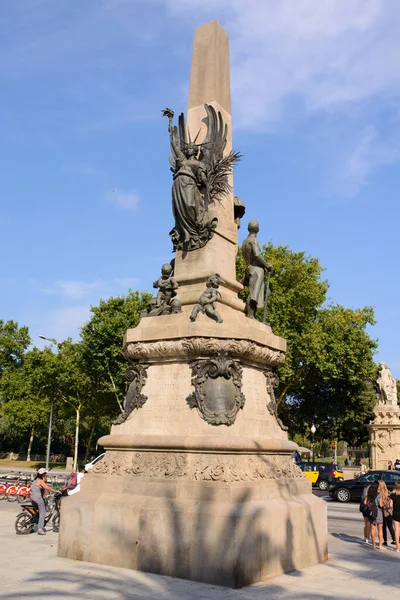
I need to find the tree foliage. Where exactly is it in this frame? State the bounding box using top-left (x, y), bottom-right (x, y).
top-left (0, 242), bottom-right (381, 456)
top-left (1, 347), bottom-right (59, 454)
top-left (237, 244), bottom-right (377, 444)
top-left (0, 319), bottom-right (31, 375)
top-left (80, 291), bottom-right (151, 419)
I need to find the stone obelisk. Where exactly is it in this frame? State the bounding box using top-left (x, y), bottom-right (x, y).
top-left (174, 21), bottom-right (242, 314)
top-left (58, 21), bottom-right (327, 587)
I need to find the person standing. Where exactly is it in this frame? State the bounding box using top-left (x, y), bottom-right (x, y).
top-left (359, 460), bottom-right (368, 475)
top-left (30, 468), bottom-right (59, 535)
top-left (388, 461), bottom-right (393, 471)
top-left (363, 481), bottom-right (384, 550)
top-left (390, 482), bottom-right (400, 552)
top-left (378, 480), bottom-right (395, 546)
top-left (360, 484), bottom-right (371, 544)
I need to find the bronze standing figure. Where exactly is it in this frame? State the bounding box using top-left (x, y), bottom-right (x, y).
top-left (241, 220), bottom-right (272, 319)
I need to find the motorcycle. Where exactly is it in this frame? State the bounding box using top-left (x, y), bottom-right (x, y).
top-left (15, 492), bottom-right (64, 535)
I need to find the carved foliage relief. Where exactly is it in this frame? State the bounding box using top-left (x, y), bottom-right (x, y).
top-left (92, 451), bottom-right (304, 482)
top-left (125, 337), bottom-right (285, 367)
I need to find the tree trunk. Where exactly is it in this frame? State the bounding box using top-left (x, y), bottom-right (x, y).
top-left (84, 418), bottom-right (97, 463)
top-left (73, 405), bottom-right (80, 471)
top-left (27, 427), bottom-right (35, 462)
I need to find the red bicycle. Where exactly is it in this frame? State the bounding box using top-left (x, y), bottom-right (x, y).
top-left (5, 478), bottom-right (32, 503)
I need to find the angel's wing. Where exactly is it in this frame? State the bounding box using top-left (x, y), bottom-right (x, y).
top-left (169, 112), bottom-right (188, 170)
top-left (197, 104), bottom-right (241, 203)
top-left (199, 104), bottom-right (228, 166)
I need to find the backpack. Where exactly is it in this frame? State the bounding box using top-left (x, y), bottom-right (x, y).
top-left (63, 472), bottom-right (78, 492)
top-left (382, 497), bottom-right (393, 517)
top-left (362, 497), bottom-right (378, 522)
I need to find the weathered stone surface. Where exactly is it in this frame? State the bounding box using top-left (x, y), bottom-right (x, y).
top-left (90, 451), bottom-right (304, 483)
top-left (174, 21), bottom-right (237, 310)
top-left (369, 406), bottom-right (400, 469)
top-left (376, 362), bottom-right (398, 406)
top-left (188, 20), bottom-right (231, 113)
top-left (58, 472), bottom-right (327, 588)
top-left (103, 359), bottom-right (289, 442)
top-left (369, 363), bottom-right (400, 468)
top-left (123, 312), bottom-right (287, 357)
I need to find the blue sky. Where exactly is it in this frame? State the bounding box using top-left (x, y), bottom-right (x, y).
top-left (1, 0), bottom-right (399, 376)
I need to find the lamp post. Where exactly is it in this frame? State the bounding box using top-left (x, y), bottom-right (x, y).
top-left (39, 335), bottom-right (58, 470)
top-left (311, 424), bottom-right (316, 464)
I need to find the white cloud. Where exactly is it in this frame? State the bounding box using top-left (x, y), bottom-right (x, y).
top-left (163, 0), bottom-right (400, 196)
top-left (106, 188), bottom-right (141, 210)
top-left (42, 280), bottom-right (104, 300)
top-left (41, 277), bottom-right (141, 301)
top-left (35, 274), bottom-right (142, 342)
top-left (341, 126), bottom-right (399, 196)
top-left (62, 162), bottom-right (102, 176)
top-left (165, 0), bottom-right (400, 129)
top-left (47, 305), bottom-right (92, 341)
top-left (114, 277), bottom-right (140, 289)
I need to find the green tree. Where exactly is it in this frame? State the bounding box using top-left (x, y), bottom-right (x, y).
top-left (55, 340), bottom-right (94, 470)
top-left (237, 244), bottom-right (377, 444)
top-left (80, 291), bottom-right (151, 428)
top-left (0, 319), bottom-right (30, 375)
top-left (1, 347), bottom-right (58, 458)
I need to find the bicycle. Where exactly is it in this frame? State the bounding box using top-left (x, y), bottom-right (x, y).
top-left (6, 478), bottom-right (32, 503)
top-left (15, 493), bottom-right (61, 535)
top-left (0, 477), bottom-right (21, 501)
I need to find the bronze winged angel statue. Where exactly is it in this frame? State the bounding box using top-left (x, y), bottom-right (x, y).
top-left (162, 105), bottom-right (241, 252)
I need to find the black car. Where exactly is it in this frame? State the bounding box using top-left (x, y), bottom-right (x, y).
top-left (329, 470), bottom-right (400, 502)
top-left (299, 462), bottom-right (344, 491)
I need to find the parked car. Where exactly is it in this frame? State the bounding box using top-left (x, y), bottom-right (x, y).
top-left (299, 462), bottom-right (344, 491)
top-left (85, 453), bottom-right (106, 471)
top-left (329, 470), bottom-right (400, 503)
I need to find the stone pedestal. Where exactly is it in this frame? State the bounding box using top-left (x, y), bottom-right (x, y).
top-left (369, 405), bottom-right (400, 469)
top-left (58, 311), bottom-right (327, 586)
top-left (58, 462), bottom-right (326, 587)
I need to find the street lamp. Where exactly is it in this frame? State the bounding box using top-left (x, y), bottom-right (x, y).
top-left (39, 335), bottom-right (59, 470)
top-left (310, 424), bottom-right (316, 464)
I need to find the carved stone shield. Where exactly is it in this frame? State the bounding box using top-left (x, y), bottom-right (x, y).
top-left (187, 352), bottom-right (245, 426)
top-left (112, 362), bottom-right (149, 425)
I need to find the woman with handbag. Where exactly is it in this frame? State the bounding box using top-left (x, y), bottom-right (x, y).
top-left (378, 480), bottom-right (395, 546)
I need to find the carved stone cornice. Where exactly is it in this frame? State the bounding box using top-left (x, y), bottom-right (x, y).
top-left (124, 337), bottom-right (285, 367)
top-left (92, 450), bottom-right (304, 483)
top-left (370, 407), bottom-right (400, 426)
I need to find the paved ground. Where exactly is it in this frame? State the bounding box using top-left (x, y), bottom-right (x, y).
top-left (0, 496), bottom-right (399, 599)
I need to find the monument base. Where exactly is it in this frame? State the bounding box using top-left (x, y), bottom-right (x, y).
top-left (58, 452), bottom-right (327, 588)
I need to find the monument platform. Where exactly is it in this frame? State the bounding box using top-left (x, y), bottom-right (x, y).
top-left (58, 308), bottom-right (327, 586)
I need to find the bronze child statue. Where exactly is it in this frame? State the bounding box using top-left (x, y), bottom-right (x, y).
top-left (190, 274), bottom-right (223, 323)
top-left (153, 263), bottom-right (178, 308)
